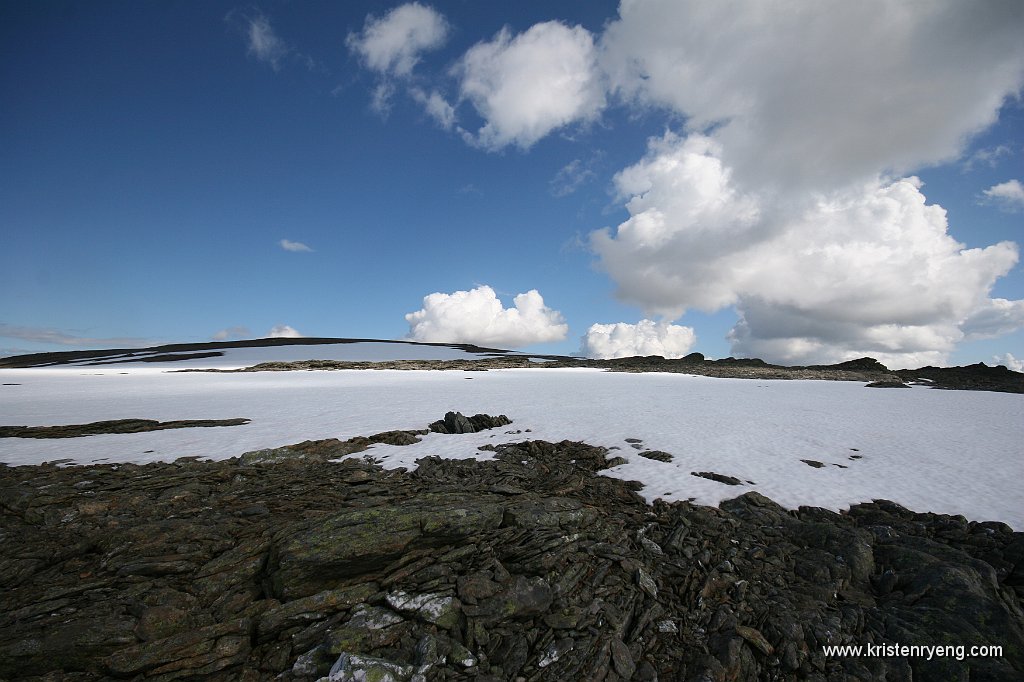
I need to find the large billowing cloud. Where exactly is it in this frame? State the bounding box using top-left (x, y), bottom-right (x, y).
top-left (592, 133), bottom-right (1022, 368)
top-left (456, 21), bottom-right (604, 150)
top-left (600, 0), bottom-right (1024, 192)
top-left (352, 1), bottom-right (1024, 366)
top-left (591, 134), bottom-right (761, 316)
top-left (405, 285), bottom-right (568, 347)
top-left (587, 1), bottom-right (1024, 367)
top-left (582, 320), bottom-right (696, 359)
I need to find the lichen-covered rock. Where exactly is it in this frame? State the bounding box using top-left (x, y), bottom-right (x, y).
top-left (270, 493), bottom-right (505, 599)
top-left (258, 585), bottom-right (378, 641)
top-left (105, 618), bottom-right (251, 677)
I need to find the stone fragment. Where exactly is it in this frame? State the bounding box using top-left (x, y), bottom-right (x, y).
top-left (257, 584), bottom-right (378, 640)
top-left (691, 471), bottom-right (743, 485)
top-left (636, 566), bottom-right (658, 598)
top-left (610, 637), bottom-right (636, 678)
top-left (326, 652), bottom-right (414, 682)
top-left (735, 625), bottom-right (774, 656)
top-left (385, 591), bottom-right (461, 630)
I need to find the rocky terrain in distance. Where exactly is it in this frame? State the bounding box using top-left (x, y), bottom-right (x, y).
top-left (0, 419), bottom-right (251, 439)
top-left (3, 338), bottom-right (1021, 393)
top-left (189, 354), bottom-right (1024, 394)
top-left (1, 413), bottom-right (1022, 681)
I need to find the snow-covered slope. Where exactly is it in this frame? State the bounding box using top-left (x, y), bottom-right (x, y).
top-left (2, 362), bottom-right (1021, 528)
top-left (0, 338), bottom-right (536, 370)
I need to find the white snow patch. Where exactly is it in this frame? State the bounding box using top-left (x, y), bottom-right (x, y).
top-left (0, 367), bottom-right (1021, 529)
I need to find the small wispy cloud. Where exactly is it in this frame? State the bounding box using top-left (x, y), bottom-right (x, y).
top-left (226, 10), bottom-right (323, 73)
top-left (0, 323), bottom-right (153, 349)
top-left (962, 144), bottom-right (1013, 172)
top-left (212, 326), bottom-right (251, 341)
top-left (550, 158), bottom-right (597, 197)
top-left (409, 87), bottom-right (456, 130)
top-left (980, 179), bottom-right (1024, 212)
top-left (243, 12), bottom-right (288, 71)
top-left (267, 325), bottom-right (302, 338)
top-left (280, 239), bottom-right (313, 252)
top-left (347, 3), bottom-right (450, 114)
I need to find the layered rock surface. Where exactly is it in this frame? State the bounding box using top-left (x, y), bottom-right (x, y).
top-left (1, 414), bottom-right (1022, 681)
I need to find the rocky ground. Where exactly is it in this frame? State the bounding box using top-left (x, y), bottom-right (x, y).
top-left (1, 413), bottom-right (1022, 681)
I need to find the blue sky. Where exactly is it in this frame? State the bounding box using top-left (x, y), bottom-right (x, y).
top-left (2, 1), bottom-right (1023, 369)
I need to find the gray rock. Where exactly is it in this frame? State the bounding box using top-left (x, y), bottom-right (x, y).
top-left (325, 652), bottom-right (414, 682)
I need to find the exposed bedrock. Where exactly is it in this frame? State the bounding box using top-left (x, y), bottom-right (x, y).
top-left (0, 414), bottom-right (1021, 680)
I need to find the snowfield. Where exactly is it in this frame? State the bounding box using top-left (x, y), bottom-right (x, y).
top-left (8, 340), bottom-right (517, 370)
top-left (1, 364), bottom-right (1022, 529)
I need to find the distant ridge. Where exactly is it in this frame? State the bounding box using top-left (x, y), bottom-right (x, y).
top-left (2, 342), bottom-right (1020, 393)
top-left (0, 337), bottom-right (534, 369)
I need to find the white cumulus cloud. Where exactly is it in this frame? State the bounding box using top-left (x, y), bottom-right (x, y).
top-left (279, 239), bottom-right (312, 253)
top-left (582, 320), bottom-right (697, 359)
top-left (591, 132), bottom-right (1023, 368)
top-left (267, 325), bottom-right (302, 338)
top-left (347, 3), bottom-right (449, 78)
top-left (347, 3), bottom-right (449, 115)
top-left (591, 133), bottom-right (761, 316)
top-left (405, 285), bottom-right (568, 347)
top-left (456, 21), bottom-right (605, 150)
top-left (981, 179), bottom-right (1024, 211)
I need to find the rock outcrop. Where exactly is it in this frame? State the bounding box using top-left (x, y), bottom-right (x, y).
top-left (1, 414), bottom-right (1022, 680)
top-left (0, 418), bottom-right (250, 439)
